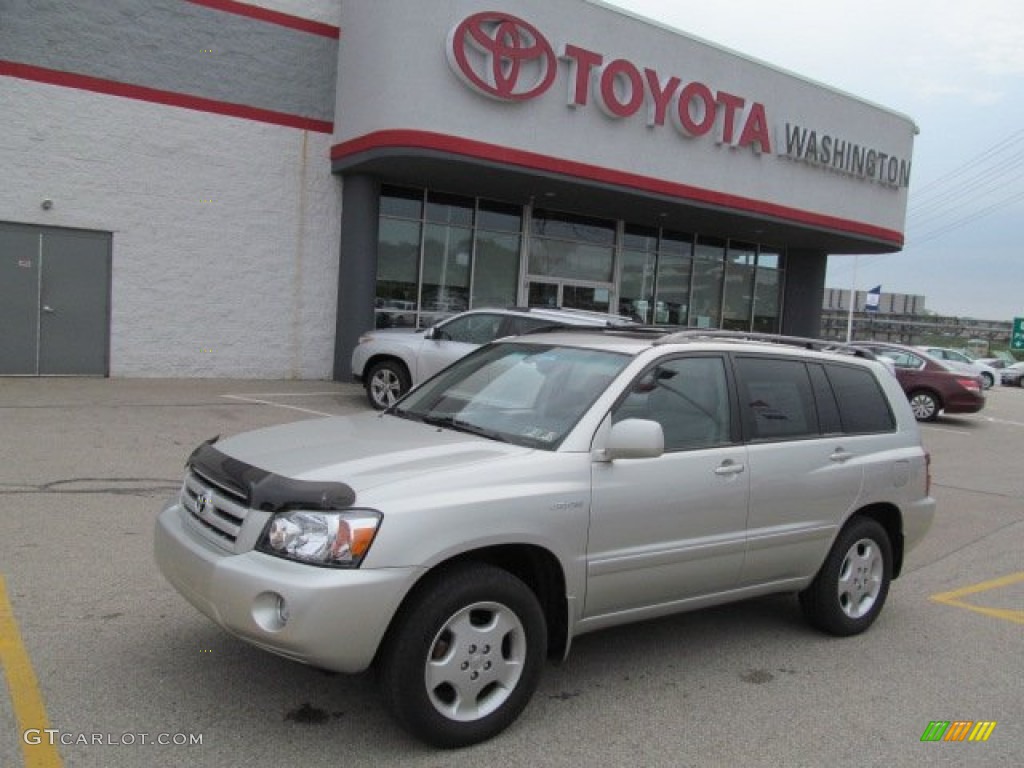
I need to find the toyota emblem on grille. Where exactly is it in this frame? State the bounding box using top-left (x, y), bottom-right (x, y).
top-left (447, 12), bottom-right (557, 102)
top-left (197, 491), bottom-right (214, 516)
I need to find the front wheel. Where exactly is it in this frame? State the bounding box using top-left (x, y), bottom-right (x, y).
top-left (799, 517), bottom-right (892, 636)
top-left (365, 360), bottom-right (410, 410)
top-left (379, 564), bottom-right (547, 748)
top-left (908, 389), bottom-right (940, 421)
top-left (981, 372), bottom-right (994, 389)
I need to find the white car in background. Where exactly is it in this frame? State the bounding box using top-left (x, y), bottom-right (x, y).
top-left (916, 346), bottom-right (998, 389)
top-left (352, 307), bottom-right (635, 409)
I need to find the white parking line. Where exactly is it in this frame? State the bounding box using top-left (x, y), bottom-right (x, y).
top-left (221, 394), bottom-right (336, 417)
top-left (921, 425), bottom-right (971, 435)
top-left (985, 416), bottom-right (1024, 428)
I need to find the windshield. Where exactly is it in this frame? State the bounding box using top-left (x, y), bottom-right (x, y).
top-left (394, 342), bottom-right (630, 450)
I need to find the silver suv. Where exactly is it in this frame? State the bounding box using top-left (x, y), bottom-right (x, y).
top-left (351, 306), bottom-right (633, 409)
top-left (155, 330), bottom-right (934, 748)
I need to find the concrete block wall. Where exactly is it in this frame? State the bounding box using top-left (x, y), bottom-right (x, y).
top-left (0, 0), bottom-right (343, 378)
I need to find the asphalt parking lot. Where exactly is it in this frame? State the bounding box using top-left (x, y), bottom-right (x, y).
top-left (1, 378), bottom-right (1021, 768)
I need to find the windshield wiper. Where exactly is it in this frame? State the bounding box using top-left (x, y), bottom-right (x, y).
top-left (419, 414), bottom-right (508, 443)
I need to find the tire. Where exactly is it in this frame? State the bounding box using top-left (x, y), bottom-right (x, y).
top-left (379, 564), bottom-right (547, 748)
top-left (365, 360), bottom-right (410, 410)
top-left (907, 389), bottom-right (940, 421)
top-left (799, 517), bottom-right (892, 637)
top-left (981, 372), bottom-right (994, 389)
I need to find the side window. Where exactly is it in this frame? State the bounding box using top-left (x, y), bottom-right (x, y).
top-left (824, 364), bottom-right (896, 433)
top-left (613, 356), bottom-right (730, 451)
top-left (735, 357), bottom-right (818, 440)
top-left (437, 314), bottom-right (503, 344)
top-left (807, 364), bottom-right (842, 434)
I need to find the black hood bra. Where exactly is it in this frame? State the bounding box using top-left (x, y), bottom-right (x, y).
top-left (187, 438), bottom-right (357, 513)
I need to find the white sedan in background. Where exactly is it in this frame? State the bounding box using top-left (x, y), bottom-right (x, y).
top-left (916, 346), bottom-right (999, 389)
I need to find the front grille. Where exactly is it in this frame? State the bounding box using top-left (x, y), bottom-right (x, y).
top-left (182, 469), bottom-right (250, 550)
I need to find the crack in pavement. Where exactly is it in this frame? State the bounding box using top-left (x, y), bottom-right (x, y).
top-left (0, 477), bottom-right (181, 497)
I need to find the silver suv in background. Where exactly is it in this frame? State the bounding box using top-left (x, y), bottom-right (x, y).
top-left (351, 306), bottom-right (634, 409)
top-left (156, 330), bottom-right (934, 748)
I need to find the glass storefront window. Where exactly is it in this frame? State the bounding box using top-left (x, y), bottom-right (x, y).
top-left (380, 185), bottom-right (423, 219)
top-left (690, 236), bottom-right (725, 327)
top-left (530, 210), bottom-right (615, 283)
top-left (620, 225), bottom-right (658, 322)
top-left (652, 230), bottom-right (693, 325)
top-left (472, 231), bottom-right (520, 307)
top-left (375, 217), bottom-right (421, 328)
top-left (722, 242), bottom-right (757, 331)
top-left (426, 192), bottom-right (474, 227)
top-left (472, 201), bottom-right (522, 308)
top-left (421, 223), bottom-right (473, 315)
top-left (375, 185), bottom-right (784, 334)
top-left (753, 248), bottom-right (783, 332)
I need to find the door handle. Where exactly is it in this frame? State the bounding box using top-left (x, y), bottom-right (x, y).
top-left (714, 460), bottom-right (745, 476)
top-left (830, 449), bottom-right (854, 463)
top-left (42, 305), bottom-right (55, 314)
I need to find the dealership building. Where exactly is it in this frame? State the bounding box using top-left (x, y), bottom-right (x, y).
top-left (0, 0), bottom-right (916, 378)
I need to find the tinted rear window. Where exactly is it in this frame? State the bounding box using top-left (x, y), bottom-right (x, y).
top-left (824, 364), bottom-right (896, 433)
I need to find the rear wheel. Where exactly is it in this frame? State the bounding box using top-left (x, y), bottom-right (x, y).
top-left (379, 564), bottom-right (547, 748)
top-left (365, 360), bottom-right (410, 410)
top-left (799, 517), bottom-right (892, 636)
top-left (907, 389), bottom-right (940, 421)
top-left (981, 372), bottom-right (994, 389)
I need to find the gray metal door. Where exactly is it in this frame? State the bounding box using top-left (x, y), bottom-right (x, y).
top-left (0, 223), bottom-right (111, 376)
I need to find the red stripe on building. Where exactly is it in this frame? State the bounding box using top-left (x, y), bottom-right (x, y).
top-left (331, 130), bottom-right (905, 247)
top-left (0, 60), bottom-right (333, 133)
top-left (183, 0), bottom-right (340, 39)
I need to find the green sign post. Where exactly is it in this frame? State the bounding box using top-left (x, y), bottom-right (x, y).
top-left (1012, 317), bottom-right (1024, 351)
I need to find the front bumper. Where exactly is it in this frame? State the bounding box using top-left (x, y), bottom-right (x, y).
top-left (154, 500), bottom-right (422, 673)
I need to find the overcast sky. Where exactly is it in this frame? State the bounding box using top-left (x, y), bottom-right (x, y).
top-left (603, 0), bottom-right (1024, 321)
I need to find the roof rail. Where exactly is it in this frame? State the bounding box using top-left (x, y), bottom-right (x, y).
top-left (653, 329), bottom-right (880, 360)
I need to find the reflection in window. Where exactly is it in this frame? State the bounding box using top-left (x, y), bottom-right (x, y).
top-left (752, 250), bottom-right (782, 333)
top-left (376, 217), bottom-right (421, 328)
top-left (620, 226), bottom-right (657, 322)
top-left (653, 231), bottom-right (692, 325)
top-left (530, 210), bottom-right (614, 282)
top-left (614, 356), bottom-right (730, 451)
top-left (690, 237), bottom-right (725, 328)
top-left (722, 242), bottom-right (756, 331)
top-left (422, 223), bottom-right (472, 314)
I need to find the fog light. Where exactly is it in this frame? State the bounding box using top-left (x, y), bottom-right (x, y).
top-left (252, 591), bottom-right (289, 632)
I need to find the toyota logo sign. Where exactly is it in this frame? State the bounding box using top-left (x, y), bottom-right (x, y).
top-left (447, 12), bottom-right (556, 102)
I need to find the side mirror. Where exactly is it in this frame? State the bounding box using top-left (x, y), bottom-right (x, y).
top-left (601, 419), bottom-right (664, 461)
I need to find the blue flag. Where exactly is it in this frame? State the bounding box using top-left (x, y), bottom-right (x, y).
top-left (865, 285), bottom-right (882, 312)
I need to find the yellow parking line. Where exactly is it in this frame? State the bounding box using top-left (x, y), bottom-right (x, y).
top-left (931, 571), bottom-right (1024, 625)
top-left (0, 575), bottom-right (63, 768)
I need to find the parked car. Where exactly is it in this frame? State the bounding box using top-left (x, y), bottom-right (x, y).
top-left (352, 306), bottom-right (634, 409)
top-left (916, 346), bottom-right (998, 389)
top-left (1000, 361), bottom-right (1024, 386)
top-left (851, 342), bottom-right (985, 421)
top-left (156, 330), bottom-right (934, 747)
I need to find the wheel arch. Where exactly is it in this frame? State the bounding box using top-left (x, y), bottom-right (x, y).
top-left (848, 502), bottom-right (905, 578)
top-left (364, 354), bottom-right (411, 380)
top-left (375, 544), bottom-right (570, 666)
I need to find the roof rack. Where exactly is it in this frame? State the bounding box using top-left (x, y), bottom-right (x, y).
top-left (653, 330), bottom-right (880, 360)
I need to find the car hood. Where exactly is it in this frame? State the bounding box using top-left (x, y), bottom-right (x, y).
top-left (213, 412), bottom-right (533, 494)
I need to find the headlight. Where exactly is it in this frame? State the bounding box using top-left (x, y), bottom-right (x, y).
top-left (257, 510), bottom-right (381, 567)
